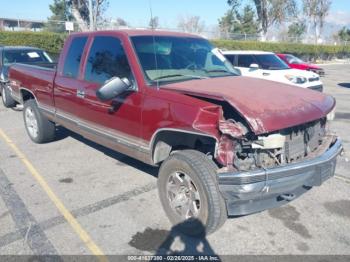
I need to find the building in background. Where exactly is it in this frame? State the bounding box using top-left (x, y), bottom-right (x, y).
top-left (0, 18), bottom-right (44, 31)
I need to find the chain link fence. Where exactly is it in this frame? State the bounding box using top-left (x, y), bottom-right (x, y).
top-left (1, 17), bottom-right (349, 47)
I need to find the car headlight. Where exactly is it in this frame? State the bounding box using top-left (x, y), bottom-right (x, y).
top-left (285, 74), bottom-right (307, 84)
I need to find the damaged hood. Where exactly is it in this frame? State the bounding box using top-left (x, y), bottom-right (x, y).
top-left (162, 76), bottom-right (335, 135)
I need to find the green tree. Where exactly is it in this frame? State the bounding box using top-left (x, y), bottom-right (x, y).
top-left (288, 21), bottom-right (306, 42)
top-left (220, 0), bottom-right (296, 40)
top-left (219, 1), bottom-right (258, 38)
top-left (218, 9), bottom-right (236, 37)
top-left (338, 27), bottom-right (350, 42)
top-left (237, 5), bottom-right (259, 34)
top-left (45, 0), bottom-right (73, 32)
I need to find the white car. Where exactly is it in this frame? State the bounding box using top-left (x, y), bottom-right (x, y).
top-left (222, 51), bottom-right (323, 92)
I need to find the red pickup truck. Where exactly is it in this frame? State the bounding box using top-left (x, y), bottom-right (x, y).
top-left (7, 30), bottom-right (343, 235)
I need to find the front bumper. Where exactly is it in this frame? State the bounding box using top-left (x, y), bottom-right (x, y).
top-left (217, 138), bottom-right (343, 216)
top-left (311, 68), bottom-right (325, 76)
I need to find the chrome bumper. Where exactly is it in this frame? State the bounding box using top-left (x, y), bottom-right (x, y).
top-left (218, 138), bottom-right (343, 216)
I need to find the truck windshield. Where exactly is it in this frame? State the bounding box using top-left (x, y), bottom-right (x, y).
top-left (3, 49), bottom-right (53, 65)
top-left (131, 36), bottom-right (239, 84)
top-left (254, 54), bottom-right (290, 70)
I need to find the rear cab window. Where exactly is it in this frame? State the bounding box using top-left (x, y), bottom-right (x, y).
top-left (84, 36), bottom-right (132, 84)
top-left (63, 36), bottom-right (88, 78)
top-left (3, 49), bottom-right (52, 65)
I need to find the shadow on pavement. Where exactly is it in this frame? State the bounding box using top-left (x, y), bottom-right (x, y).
top-left (129, 219), bottom-right (219, 258)
top-left (155, 220), bottom-right (218, 257)
top-left (338, 83), bottom-right (350, 88)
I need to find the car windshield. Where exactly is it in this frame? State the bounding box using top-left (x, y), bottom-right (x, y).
top-left (285, 55), bottom-right (304, 64)
top-left (254, 54), bottom-right (290, 70)
top-left (131, 36), bottom-right (239, 84)
top-left (3, 49), bottom-right (53, 65)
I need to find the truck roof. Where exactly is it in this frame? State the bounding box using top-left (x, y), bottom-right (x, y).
top-left (70, 29), bottom-right (203, 38)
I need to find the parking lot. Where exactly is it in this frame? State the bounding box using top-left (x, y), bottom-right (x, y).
top-left (0, 64), bottom-right (349, 258)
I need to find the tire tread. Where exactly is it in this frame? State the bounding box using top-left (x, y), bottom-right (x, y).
top-left (158, 149), bottom-right (227, 235)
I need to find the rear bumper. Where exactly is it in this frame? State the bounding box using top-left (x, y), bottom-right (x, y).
top-left (217, 138), bottom-right (342, 216)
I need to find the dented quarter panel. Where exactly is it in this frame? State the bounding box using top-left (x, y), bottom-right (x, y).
top-left (162, 76), bottom-right (336, 135)
top-left (141, 86), bottom-right (222, 143)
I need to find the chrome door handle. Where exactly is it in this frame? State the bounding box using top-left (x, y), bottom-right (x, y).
top-left (76, 90), bottom-right (85, 98)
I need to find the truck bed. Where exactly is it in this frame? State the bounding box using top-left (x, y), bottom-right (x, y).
top-left (8, 63), bottom-right (56, 109)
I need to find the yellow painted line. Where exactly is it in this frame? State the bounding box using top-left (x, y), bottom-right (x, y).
top-left (0, 129), bottom-right (107, 262)
top-left (335, 175), bottom-right (350, 184)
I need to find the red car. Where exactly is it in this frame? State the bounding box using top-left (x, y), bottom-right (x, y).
top-left (277, 53), bottom-right (325, 76)
top-left (5, 30), bottom-right (342, 235)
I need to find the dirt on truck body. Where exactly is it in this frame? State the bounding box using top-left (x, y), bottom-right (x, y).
top-left (6, 30), bottom-right (343, 235)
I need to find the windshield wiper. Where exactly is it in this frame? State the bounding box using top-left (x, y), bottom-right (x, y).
top-left (204, 69), bottom-right (236, 75)
top-left (153, 74), bottom-right (207, 81)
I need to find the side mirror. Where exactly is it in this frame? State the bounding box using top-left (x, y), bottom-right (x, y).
top-left (249, 63), bottom-right (259, 70)
top-left (96, 77), bottom-right (131, 101)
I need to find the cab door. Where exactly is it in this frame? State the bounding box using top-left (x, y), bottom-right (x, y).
top-left (54, 36), bottom-right (88, 132)
top-left (76, 35), bottom-right (143, 157)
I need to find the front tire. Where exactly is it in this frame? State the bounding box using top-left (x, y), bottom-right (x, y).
top-left (1, 85), bottom-right (17, 108)
top-left (23, 99), bottom-right (56, 143)
top-left (158, 150), bottom-right (227, 236)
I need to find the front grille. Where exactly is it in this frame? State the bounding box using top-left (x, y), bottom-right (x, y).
top-left (284, 121), bottom-right (325, 163)
top-left (308, 77), bottom-right (320, 82)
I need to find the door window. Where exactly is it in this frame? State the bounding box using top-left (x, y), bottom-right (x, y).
top-left (85, 36), bottom-right (131, 84)
top-left (237, 55), bottom-right (255, 68)
top-left (63, 37), bottom-right (88, 78)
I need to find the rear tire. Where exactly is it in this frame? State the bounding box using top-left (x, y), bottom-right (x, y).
top-left (158, 150), bottom-right (227, 236)
top-left (23, 99), bottom-right (56, 143)
top-left (1, 85), bottom-right (17, 108)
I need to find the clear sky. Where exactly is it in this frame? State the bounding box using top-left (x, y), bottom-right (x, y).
top-left (0, 0), bottom-right (349, 28)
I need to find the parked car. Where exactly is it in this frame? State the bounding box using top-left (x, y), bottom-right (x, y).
top-left (277, 53), bottom-right (325, 76)
top-left (0, 45), bottom-right (54, 108)
top-left (223, 51), bottom-right (324, 92)
top-left (8, 30), bottom-right (342, 235)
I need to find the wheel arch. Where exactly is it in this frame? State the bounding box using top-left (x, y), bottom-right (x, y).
top-left (150, 128), bottom-right (218, 165)
top-left (20, 88), bottom-right (37, 104)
